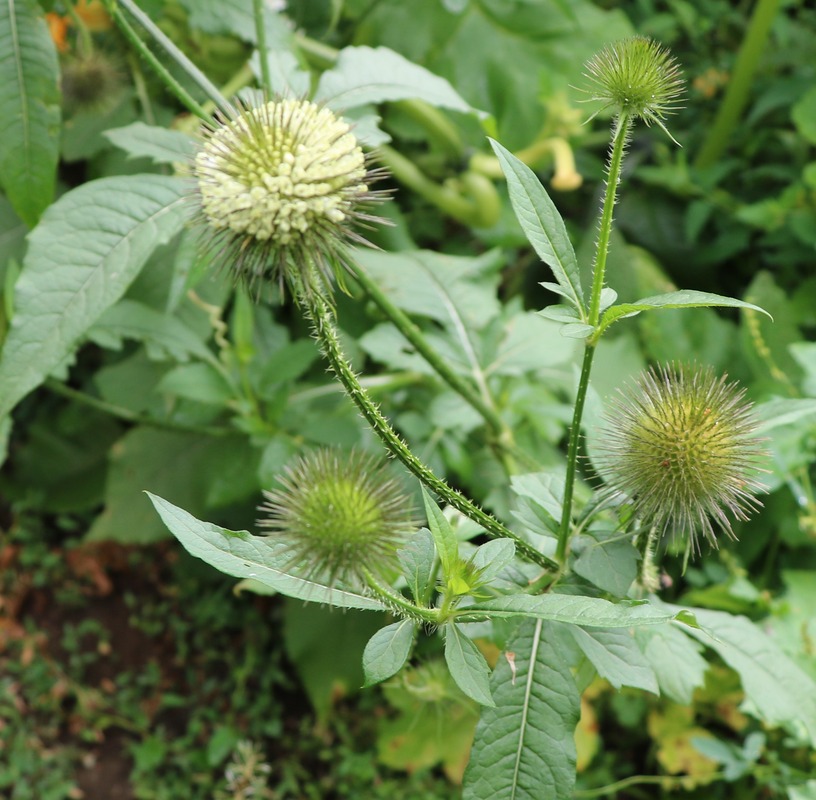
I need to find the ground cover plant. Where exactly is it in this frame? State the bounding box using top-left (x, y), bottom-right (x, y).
top-left (1, 1), bottom-right (816, 798)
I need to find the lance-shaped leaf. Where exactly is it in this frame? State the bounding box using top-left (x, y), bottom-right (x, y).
top-left (421, 488), bottom-right (461, 588)
top-left (445, 623), bottom-right (495, 707)
top-left (596, 290), bottom-right (771, 338)
top-left (0, 175), bottom-right (188, 419)
top-left (463, 619), bottom-right (580, 800)
top-left (363, 620), bottom-right (416, 687)
top-left (148, 493), bottom-right (388, 612)
top-left (0, 0), bottom-right (61, 226)
top-left (456, 594), bottom-right (685, 628)
top-left (490, 139), bottom-right (585, 317)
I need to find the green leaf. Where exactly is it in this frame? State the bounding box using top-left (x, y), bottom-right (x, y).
top-left (444, 623), bottom-right (495, 707)
top-left (597, 290), bottom-right (771, 337)
top-left (0, 175), bottom-right (188, 419)
top-left (283, 602), bottom-right (383, 720)
top-left (421, 488), bottom-right (460, 584)
top-left (459, 594), bottom-right (678, 628)
top-left (315, 45), bottom-right (477, 115)
top-left (397, 528), bottom-right (436, 605)
top-left (176, 0), bottom-right (291, 46)
top-left (510, 471), bottom-right (564, 537)
top-left (573, 531), bottom-right (639, 597)
top-left (792, 86), bottom-right (816, 145)
top-left (104, 123), bottom-right (196, 165)
top-left (463, 619), bottom-right (580, 800)
top-left (489, 139), bottom-right (585, 316)
top-left (0, 0), bottom-right (60, 227)
top-left (89, 430), bottom-right (259, 542)
top-left (147, 492), bottom-right (388, 612)
top-left (568, 627), bottom-right (658, 694)
top-left (635, 624), bottom-right (708, 705)
top-left (88, 299), bottom-right (217, 365)
top-left (471, 539), bottom-right (515, 585)
top-left (363, 620), bottom-right (416, 687)
top-left (156, 363), bottom-right (233, 406)
top-left (678, 606), bottom-right (816, 744)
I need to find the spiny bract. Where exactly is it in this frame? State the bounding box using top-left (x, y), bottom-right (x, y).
top-left (598, 363), bottom-right (766, 552)
top-left (258, 448), bottom-right (415, 585)
top-left (583, 36), bottom-right (684, 140)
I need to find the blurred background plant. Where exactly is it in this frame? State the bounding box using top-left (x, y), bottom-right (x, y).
top-left (1, 0), bottom-right (815, 797)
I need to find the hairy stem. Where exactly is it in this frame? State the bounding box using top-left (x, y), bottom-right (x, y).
top-left (556, 113), bottom-right (631, 564)
top-left (363, 569), bottom-right (439, 624)
top-left (303, 288), bottom-right (558, 572)
top-left (112, 0), bottom-right (233, 117)
top-left (347, 261), bottom-right (516, 459)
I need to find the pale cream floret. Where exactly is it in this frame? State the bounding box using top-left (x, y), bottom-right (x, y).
top-left (195, 99), bottom-right (368, 246)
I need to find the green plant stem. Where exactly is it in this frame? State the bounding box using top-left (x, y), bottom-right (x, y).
top-left (694, 0), bottom-right (782, 170)
top-left (303, 287), bottom-right (558, 572)
top-left (45, 380), bottom-right (233, 437)
top-left (363, 568), bottom-right (439, 624)
top-left (574, 772), bottom-right (726, 798)
top-left (112, 0), bottom-right (233, 117)
top-left (106, 2), bottom-right (209, 121)
top-left (347, 261), bottom-right (515, 456)
top-left (251, 0), bottom-right (272, 93)
top-left (555, 113), bottom-right (631, 565)
top-left (377, 145), bottom-right (499, 228)
top-left (589, 114), bottom-right (630, 327)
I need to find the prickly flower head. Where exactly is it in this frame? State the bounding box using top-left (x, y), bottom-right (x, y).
top-left (258, 448), bottom-right (415, 585)
top-left (583, 36), bottom-right (684, 140)
top-left (598, 364), bottom-right (766, 552)
top-left (194, 98), bottom-right (379, 297)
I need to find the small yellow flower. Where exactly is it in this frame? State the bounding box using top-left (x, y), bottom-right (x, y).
top-left (194, 98), bottom-right (382, 298)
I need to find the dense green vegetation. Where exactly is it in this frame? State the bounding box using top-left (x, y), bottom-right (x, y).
top-left (1, 1), bottom-right (815, 798)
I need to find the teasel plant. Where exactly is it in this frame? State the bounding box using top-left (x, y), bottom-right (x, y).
top-left (105, 3), bottom-right (791, 795)
top-left (117, 0), bottom-right (772, 618)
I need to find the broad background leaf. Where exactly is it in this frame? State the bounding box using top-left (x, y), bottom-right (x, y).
top-left (0, 0), bottom-right (60, 227)
top-left (635, 624), bottom-right (708, 704)
top-left (104, 123), bottom-right (196, 164)
top-left (678, 606), bottom-right (816, 744)
top-left (147, 493), bottom-right (387, 612)
top-left (0, 175), bottom-right (188, 420)
top-left (568, 627), bottom-right (658, 694)
top-left (315, 45), bottom-right (477, 115)
top-left (464, 619), bottom-right (579, 799)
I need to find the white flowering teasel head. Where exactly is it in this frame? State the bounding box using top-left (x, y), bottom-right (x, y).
top-left (194, 97), bottom-right (383, 298)
top-left (597, 363), bottom-right (767, 554)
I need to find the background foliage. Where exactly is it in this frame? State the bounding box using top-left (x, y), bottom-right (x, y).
top-left (1, 0), bottom-right (815, 798)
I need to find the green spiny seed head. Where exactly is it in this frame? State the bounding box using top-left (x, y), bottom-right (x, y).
top-left (258, 448), bottom-right (415, 585)
top-left (583, 36), bottom-right (684, 140)
top-left (194, 97), bottom-right (382, 298)
top-left (598, 364), bottom-right (766, 552)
